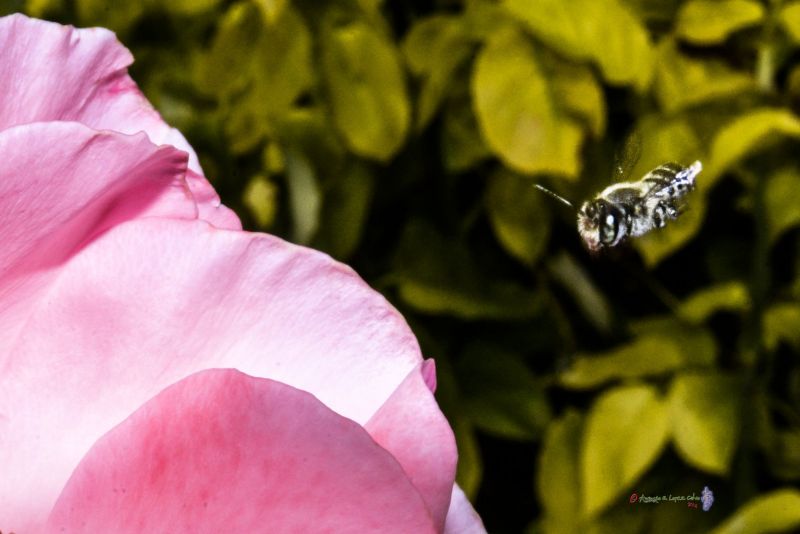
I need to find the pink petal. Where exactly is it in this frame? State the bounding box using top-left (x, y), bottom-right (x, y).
top-left (185, 168), bottom-right (242, 230)
top-left (421, 358), bottom-right (438, 393)
top-left (1, 219), bottom-right (429, 530)
top-left (365, 362), bottom-right (457, 530)
top-left (0, 122), bottom-right (197, 343)
top-left (0, 123), bottom-right (193, 271)
top-left (0, 13), bottom-right (238, 229)
top-left (46, 369), bottom-right (437, 533)
top-left (444, 485), bottom-right (487, 534)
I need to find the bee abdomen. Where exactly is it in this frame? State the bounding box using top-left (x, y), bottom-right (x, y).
top-left (643, 161), bottom-right (700, 198)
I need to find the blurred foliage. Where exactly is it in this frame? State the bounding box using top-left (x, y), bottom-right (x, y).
top-left (6, 0), bottom-right (800, 531)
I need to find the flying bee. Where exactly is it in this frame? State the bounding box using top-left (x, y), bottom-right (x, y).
top-left (534, 160), bottom-right (703, 252)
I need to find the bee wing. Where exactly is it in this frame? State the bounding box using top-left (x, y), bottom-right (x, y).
top-left (613, 129), bottom-right (642, 182)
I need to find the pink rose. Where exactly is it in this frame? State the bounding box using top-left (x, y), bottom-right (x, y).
top-left (0, 14), bottom-right (484, 533)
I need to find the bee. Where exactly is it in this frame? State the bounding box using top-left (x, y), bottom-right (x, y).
top-left (534, 160), bottom-right (703, 252)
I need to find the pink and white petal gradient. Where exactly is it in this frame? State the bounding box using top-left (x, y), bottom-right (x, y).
top-left (0, 13), bottom-right (485, 534)
top-left (0, 13), bottom-right (238, 229)
top-left (46, 370), bottom-right (439, 533)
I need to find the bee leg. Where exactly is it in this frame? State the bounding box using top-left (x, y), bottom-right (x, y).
top-left (673, 200), bottom-right (691, 217)
top-left (653, 200), bottom-right (681, 227)
top-left (652, 202), bottom-right (667, 228)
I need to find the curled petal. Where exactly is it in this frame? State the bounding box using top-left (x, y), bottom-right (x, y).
top-left (0, 122), bottom-right (196, 344)
top-left (0, 123), bottom-right (194, 275)
top-left (47, 369), bottom-right (437, 533)
top-left (0, 14), bottom-right (238, 228)
top-left (366, 362), bottom-right (457, 530)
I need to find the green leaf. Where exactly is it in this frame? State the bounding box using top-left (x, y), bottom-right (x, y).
top-left (503, 0), bottom-right (654, 89)
top-left (75, 0), bottom-right (143, 34)
top-left (262, 142), bottom-right (285, 174)
top-left (320, 14), bottom-right (410, 161)
top-left (219, 4), bottom-right (313, 151)
top-left (789, 64), bottom-right (800, 100)
top-left (25, 0), bottom-right (63, 17)
top-left (486, 169), bottom-right (551, 267)
top-left (707, 109), bottom-right (800, 183)
top-left (626, 116), bottom-right (704, 266)
top-left (582, 384), bottom-right (669, 516)
top-left (392, 219), bottom-right (541, 320)
top-left (284, 149), bottom-right (321, 244)
top-left (765, 167), bottom-right (800, 244)
top-left (196, 1), bottom-right (263, 97)
top-left (403, 15), bottom-right (455, 74)
top-left (586, 507), bottom-right (649, 534)
top-left (676, 0), bottom-right (765, 45)
top-left (461, 0), bottom-right (516, 41)
top-left (561, 321), bottom-right (716, 389)
top-left (402, 15), bottom-right (474, 129)
top-left (249, 5), bottom-right (314, 120)
top-left (472, 28), bottom-right (583, 176)
top-left (163, 0), bottom-right (222, 15)
top-left (678, 281), bottom-right (750, 323)
top-left (259, 0), bottom-right (287, 23)
top-left (242, 174), bottom-right (278, 229)
top-left (653, 38), bottom-right (755, 113)
top-left (779, 1), bottom-right (800, 43)
top-left (546, 252), bottom-right (614, 334)
top-left (441, 94), bottom-right (492, 172)
top-left (764, 303), bottom-right (800, 351)
top-left (224, 103), bottom-right (271, 155)
top-left (668, 372), bottom-right (741, 475)
top-left (550, 60), bottom-right (607, 137)
top-left (458, 344), bottom-right (551, 440)
top-left (453, 416), bottom-right (483, 499)
top-left (766, 429), bottom-right (800, 481)
top-left (623, 0), bottom-right (683, 23)
top-left (278, 108), bottom-right (346, 170)
top-left (710, 489), bottom-right (800, 534)
top-left (538, 411), bottom-right (583, 533)
top-left (312, 161), bottom-right (374, 260)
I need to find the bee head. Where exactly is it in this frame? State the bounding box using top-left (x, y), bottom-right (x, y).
top-left (578, 199), bottom-right (622, 251)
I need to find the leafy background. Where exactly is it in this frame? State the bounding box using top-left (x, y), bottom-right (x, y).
top-left (5, 0), bottom-right (800, 531)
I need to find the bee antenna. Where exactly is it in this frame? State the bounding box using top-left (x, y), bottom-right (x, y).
top-left (532, 183), bottom-right (575, 209)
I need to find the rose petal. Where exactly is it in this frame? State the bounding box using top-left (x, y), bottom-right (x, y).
top-left (365, 362), bottom-right (457, 530)
top-left (0, 218), bottom-right (426, 529)
top-left (46, 369), bottom-right (437, 533)
top-left (0, 13), bottom-right (238, 229)
top-left (421, 358), bottom-right (438, 393)
top-left (0, 122), bottom-right (197, 343)
top-left (185, 169), bottom-right (242, 230)
top-left (0, 14), bottom-right (187, 163)
top-left (0, 123), bottom-right (194, 271)
top-left (444, 485), bottom-right (487, 534)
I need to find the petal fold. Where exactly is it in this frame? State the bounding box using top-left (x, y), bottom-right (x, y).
top-left (365, 362), bottom-right (457, 530)
top-left (47, 369), bottom-right (437, 533)
top-left (0, 122), bottom-right (196, 344)
top-left (0, 13), bottom-right (238, 228)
